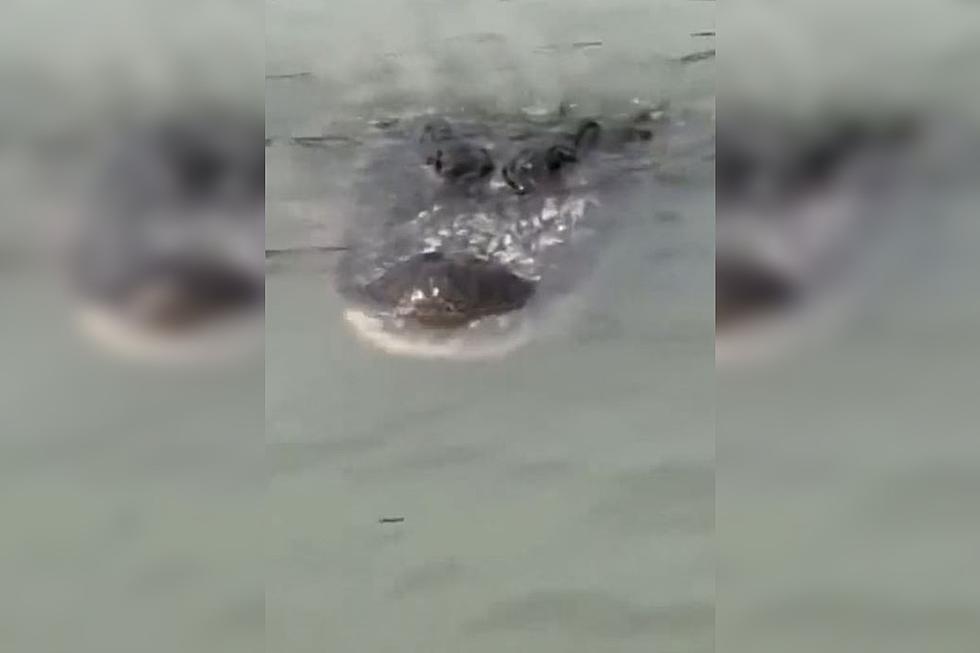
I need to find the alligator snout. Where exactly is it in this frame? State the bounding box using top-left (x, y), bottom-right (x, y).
top-left (363, 251), bottom-right (536, 328)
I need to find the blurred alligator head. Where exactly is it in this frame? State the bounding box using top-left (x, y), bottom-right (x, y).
top-left (70, 109), bottom-right (265, 361)
top-left (716, 108), bottom-right (919, 364)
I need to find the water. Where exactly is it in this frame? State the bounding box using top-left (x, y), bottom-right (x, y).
top-left (0, 271), bottom-right (265, 653)
top-left (266, 2), bottom-right (714, 650)
top-left (718, 2), bottom-right (980, 651)
top-left (6, 1), bottom-right (977, 652)
top-left (266, 134), bottom-right (714, 652)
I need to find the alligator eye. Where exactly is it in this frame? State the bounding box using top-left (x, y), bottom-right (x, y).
top-left (173, 144), bottom-right (227, 198)
top-left (502, 161), bottom-right (529, 194)
top-left (428, 144), bottom-right (495, 184)
top-left (544, 145), bottom-right (577, 171)
top-left (795, 133), bottom-right (855, 188)
top-left (574, 120), bottom-right (601, 153)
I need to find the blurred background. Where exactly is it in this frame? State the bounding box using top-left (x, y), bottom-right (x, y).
top-left (718, 1), bottom-right (980, 652)
top-left (0, 2), bottom-right (263, 653)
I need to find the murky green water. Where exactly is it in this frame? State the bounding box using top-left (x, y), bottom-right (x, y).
top-left (266, 163), bottom-right (714, 652)
top-left (5, 1), bottom-right (979, 652)
top-left (265, 2), bottom-right (714, 651)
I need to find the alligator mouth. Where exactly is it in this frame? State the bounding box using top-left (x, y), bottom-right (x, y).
top-left (85, 261), bottom-right (263, 334)
top-left (362, 251), bottom-right (536, 329)
top-left (716, 258), bottom-right (801, 331)
top-left (73, 260), bottom-right (263, 364)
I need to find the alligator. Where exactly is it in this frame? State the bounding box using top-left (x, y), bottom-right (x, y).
top-left (333, 110), bottom-right (666, 356)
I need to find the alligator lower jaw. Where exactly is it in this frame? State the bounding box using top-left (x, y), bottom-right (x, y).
top-left (392, 300), bottom-right (530, 330)
top-left (343, 307), bottom-right (532, 361)
top-left (124, 291), bottom-right (260, 335)
top-left (715, 259), bottom-right (801, 332)
top-left (75, 300), bottom-right (262, 364)
top-left (73, 268), bottom-right (264, 361)
top-left (398, 311), bottom-right (493, 330)
top-left (715, 261), bottom-right (860, 368)
top-left (352, 303), bottom-right (526, 335)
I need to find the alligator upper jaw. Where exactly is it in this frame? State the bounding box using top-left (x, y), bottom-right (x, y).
top-left (81, 261), bottom-right (264, 336)
top-left (70, 260), bottom-right (264, 365)
top-left (716, 258), bottom-right (802, 332)
top-left (361, 251), bottom-right (536, 331)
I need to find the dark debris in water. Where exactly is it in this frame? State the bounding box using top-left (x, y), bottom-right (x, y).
top-left (534, 40), bottom-right (604, 55)
top-left (290, 135), bottom-right (362, 148)
top-left (378, 517), bottom-right (406, 524)
top-left (678, 49), bottom-right (716, 64)
top-left (655, 210), bottom-right (682, 224)
top-left (265, 72), bottom-right (314, 80)
top-left (265, 245), bottom-right (350, 259)
top-left (369, 117), bottom-right (401, 129)
top-left (444, 32), bottom-right (507, 45)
